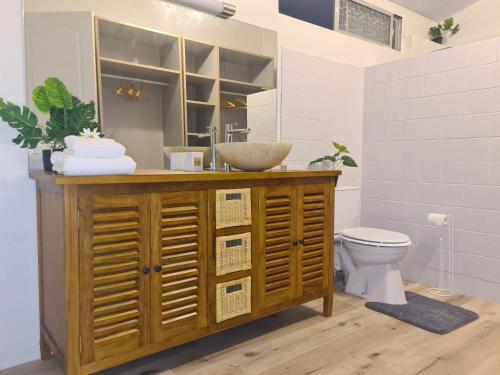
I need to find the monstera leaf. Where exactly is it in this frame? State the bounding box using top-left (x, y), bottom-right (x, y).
top-left (0, 102), bottom-right (42, 148)
top-left (1, 77), bottom-right (101, 150)
top-left (69, 101), bottom-right (96, 134)
top-left (33, 86), bottom-right (51, 114)
top-left (44, 77), bottom-right (73, 110)
top-left (43, 106), bottom-right (69, 149)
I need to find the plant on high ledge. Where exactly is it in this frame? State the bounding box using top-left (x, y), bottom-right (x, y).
top-left (309, 141), bottom-right (358, 170)
top-left (429, 17), bottom-right (460, 44)
top-left (0, 77), bottom-right (101, 170)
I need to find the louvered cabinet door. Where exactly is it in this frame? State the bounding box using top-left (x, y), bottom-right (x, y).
top-left (79, 194), bottom-right (150, 365)
top-left (297, 184), bottom-right (333, 298)
top-left (256, 186), bottom-right (298, 309)
top-left (150, 191), bottom-right (208, 343)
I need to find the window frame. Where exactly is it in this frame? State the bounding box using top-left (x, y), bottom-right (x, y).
top-left (334, 0), bottom-right (401, 51)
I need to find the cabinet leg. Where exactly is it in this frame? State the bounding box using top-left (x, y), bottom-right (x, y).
top-left (323, 295), bottom-right (333, 317)
top-left (40, 336), bottom-right (53, 361)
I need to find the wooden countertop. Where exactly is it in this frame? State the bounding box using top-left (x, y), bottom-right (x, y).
top-left (29, 169), bottom-right (342, 185)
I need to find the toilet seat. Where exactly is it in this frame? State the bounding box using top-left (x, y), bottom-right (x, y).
top-left (338, 227), bottom-right (411, 247)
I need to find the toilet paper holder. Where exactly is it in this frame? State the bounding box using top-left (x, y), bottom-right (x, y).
top-left (427, 213), bottom-right (454, 297)
top-left (428, 213), bottom-right (449, 226)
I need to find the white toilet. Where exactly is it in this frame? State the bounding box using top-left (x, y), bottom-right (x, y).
top-left (335, 187), bottom-right (412, 305)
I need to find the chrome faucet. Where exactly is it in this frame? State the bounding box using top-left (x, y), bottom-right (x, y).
top-left (223, 123), bottom-right (251, 172)
top-left (209, 125), bottom-right (217, 171)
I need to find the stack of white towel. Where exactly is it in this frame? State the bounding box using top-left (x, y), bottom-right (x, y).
top-left (51, 135), bottom-right (137, 176)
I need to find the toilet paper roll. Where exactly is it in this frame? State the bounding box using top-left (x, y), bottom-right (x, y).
top-left (428, 213), bottom-right (448, 226)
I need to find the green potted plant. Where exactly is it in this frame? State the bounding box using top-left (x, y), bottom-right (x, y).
top-left (428, 17), bottom-right (460, 44)
top-left (309, 141), bottom-right (358, 170)
top-left (0, 77), bottom-right (100, 171)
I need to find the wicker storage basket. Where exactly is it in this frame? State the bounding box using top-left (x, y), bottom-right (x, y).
top-left (216, 232), bottom-right (252, 276)
top-left (216, 276), bottom-right (251, 323)
top-left (215, 188), bottom-right (252, 228)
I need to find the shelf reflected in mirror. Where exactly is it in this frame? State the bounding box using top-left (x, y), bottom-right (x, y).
top-left (24, 0), bottom-right (278, 169)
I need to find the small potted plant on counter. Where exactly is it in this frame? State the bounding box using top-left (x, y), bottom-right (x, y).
top-left (0, 77), bottom-right (101, 171)
top-left (428, 17), bottom-right (460, 44)
top-left (308, 141), bottom-right (358, 170)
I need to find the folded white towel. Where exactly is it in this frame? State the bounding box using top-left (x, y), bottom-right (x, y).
top-left (51, 151), bottom-right (136, 176)
top-left (64, 135), bottom-right (126, 158)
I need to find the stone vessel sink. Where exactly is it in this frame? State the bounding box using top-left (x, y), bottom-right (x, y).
top-left (215, 142), bottom-right (292, 171)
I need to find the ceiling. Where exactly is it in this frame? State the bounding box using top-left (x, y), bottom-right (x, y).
top-left (390, 0), bottom-right (480, 21)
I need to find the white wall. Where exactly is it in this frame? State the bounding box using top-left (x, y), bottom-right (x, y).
top-left (230, 0), bottom-right (436, 66)
top-left (0, 0), bottom-right (437, 371)
top-left (25, 0), bottom-right (436, 67)
top-left (0, 0), bottom-right (40, 370)
top-left (281, 48), bottom-right (364, 188)
top-left (448, 0), bottom-right (500, 46)
top-left (247, 89), bottom-right (277, 143)
top-left (362, 37), bottom-right (500, 303)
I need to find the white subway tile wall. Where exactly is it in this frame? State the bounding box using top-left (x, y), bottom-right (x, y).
top-left (247, 89), bottom-right (277, 143)
top-left (281, 48), bottom-right (364, 187)
top-left (363, 37), bottom-right (500, 303)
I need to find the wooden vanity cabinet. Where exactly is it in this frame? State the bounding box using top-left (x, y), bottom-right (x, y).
top-left (150, 191), bottom-right (209, 343)
top-left (255, 185), bottom-right (298, 309)
top-left (78, 193), bottom-right (151, 364)
top-left (78, 190), bottom-right (209, 365)
top-left (31, 170), bottom-right (339, 374)
top-left (255, 184), bottom-right (332, 312)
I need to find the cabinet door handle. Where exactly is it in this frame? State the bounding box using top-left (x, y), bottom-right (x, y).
top-left (298, 239), bottom-right (305, 246)
top-left (143, 267), bottom-right (151, 275)
top-left (292, 240), bottom-right (299, 246)
top-left (154, 265), bottom-right (162, 273)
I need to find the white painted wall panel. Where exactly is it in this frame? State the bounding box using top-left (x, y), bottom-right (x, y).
top-left (0, 0), bottom-right (39, 370)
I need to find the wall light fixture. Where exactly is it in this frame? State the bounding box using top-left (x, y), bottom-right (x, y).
top-left (169, 0), bottom-right (236, 18)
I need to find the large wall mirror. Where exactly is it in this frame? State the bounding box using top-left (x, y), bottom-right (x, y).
top-left (24, 0), bottom-right (278, 169)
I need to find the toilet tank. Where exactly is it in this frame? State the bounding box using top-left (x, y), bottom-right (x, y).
top-left (334, 186), bottom-right (361, 234)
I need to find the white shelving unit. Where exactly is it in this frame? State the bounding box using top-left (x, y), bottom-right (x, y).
top-left (96, 17), bottom-right (183, 169)
top-left (95, 19), bottom-right (277, 161)
top-left (24, 11), bottom-right (277, 169)
top-left (100, 57), bottom-right (180, 84)
top-left (182, 38), bottom-right (218, 147)
top-left (219, 48), bottom-right (274, 142)
top-left (219, 48), bottom-right (273, 89)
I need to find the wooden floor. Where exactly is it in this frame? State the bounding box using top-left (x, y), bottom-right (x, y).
top-left (3, 283), bottom-right (500, 375)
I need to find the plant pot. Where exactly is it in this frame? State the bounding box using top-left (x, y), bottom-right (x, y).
top-left (432, 36), bottom-right (443, 44)
top-left (321, 160), bottom-right (336, 170)
top-left (42, 149), bottom-right (63, 172)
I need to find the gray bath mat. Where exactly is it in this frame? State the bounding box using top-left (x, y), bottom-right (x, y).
top-left (365, 291), bottom-right (479, 334)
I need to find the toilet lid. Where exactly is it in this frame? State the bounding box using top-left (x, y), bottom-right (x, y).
top-left (339, 227), bottom-right (411, 245)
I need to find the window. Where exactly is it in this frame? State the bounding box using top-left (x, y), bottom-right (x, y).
top-left (278, 0), bottom-right (402, 51)
top-left (278, 0), bottom-right (334, 30)
top-left (337, 0), bottom-right (402, 50)
top-left (392, 14), bottom-right (403, 51)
